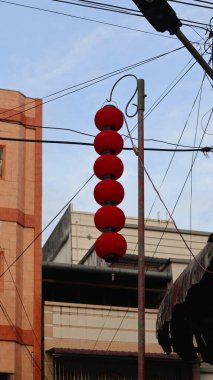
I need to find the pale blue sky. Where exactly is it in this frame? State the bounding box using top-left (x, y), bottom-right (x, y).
top-left (0, 0), bottom-right (212, 243)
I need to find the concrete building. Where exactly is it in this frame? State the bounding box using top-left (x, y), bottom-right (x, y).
top-left (43, 207), bottom-right (213, 379)
top-left (0, 89), bottom-right (42, 379)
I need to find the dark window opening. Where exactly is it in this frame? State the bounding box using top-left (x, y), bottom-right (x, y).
top-left (111, 255), bottom-right (171, 309)
top-left (0, 374), bottom-right (10, 380)
top-left (145, 281), bottom-right (169, 309)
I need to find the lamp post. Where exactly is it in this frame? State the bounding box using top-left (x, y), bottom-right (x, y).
top-left (137, 79), bottom-right (145, 380)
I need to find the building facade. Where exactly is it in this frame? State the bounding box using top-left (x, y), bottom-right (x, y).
top-left (43, 208), bottom-right (213, 379)
top-left (0, 89), bottom-right (42, 379)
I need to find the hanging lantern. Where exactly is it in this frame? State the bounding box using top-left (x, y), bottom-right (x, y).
top-left (94, 130), bottom-right (124, 155)
top-left (93, 105), bottom-right (127, 262)
top-left (94, 205), bottom-right (125, 232)
top-left (94, 154), bottom-right (124, 180)
top-left (94, 179), bottom-right (124, 206)
top-left (95, 105), bottom-right (124, 131)
top-left (95, 232), bottom-right (127, 262)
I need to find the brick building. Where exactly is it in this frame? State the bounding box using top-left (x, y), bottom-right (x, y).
top-left (0, 89), bottom-right (42, 379)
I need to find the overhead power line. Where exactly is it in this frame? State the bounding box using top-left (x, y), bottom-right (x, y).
top-left (0, 46), bottom-right (184, 121)
top-left (52, 0), bottom-right (213, 14)
top-left (2, 117), bottom-right (208, 149)
top-left (189, 0), bottom-right (213, 5)
top-left (0, 46), bottom-right (184, 119)
top-left (0, 136), bottom-right (212, 153)
top-left (127, 56), bottom-right (199, 138)
top-left (147, 72), bottom-right (206, 214)
top-left (181, 18), bottom-right (211, 28)
top-left (0, 6), bottom-right (209, 282)
top-left (0, 86), bottom-right (212, 281)
top-left (0, 302), bottom-right (47, 379)
top-left (50, 0), bottom-right (141, 16)
top-left (0, 0), bottom-right (171, 38)
top-left (146, 89), bottom-right (213, 268)
top-left (169, 0), bottom-right (213, 10)
top-left (0, 174), bottom-right (95, 280)
top-left (143, 72), bottom-right (207, 264)
top-left (0, 0), bottom-right (209, 33)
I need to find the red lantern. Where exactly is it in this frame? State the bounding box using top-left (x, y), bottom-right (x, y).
top-left (95, 105), bottom-right (124, 132)
top-left (94, 179), bottom-right (124, 206)
top-left (93, 105), bottom-right (126, 261)
top-left (94, 130), bottom-right (123, 155)
top-left (94, 205), bottom-right (125, 232)
top-left (93, 154), bottom-right (124, 180)
top-left (95, 232), bottom-right (127, 260)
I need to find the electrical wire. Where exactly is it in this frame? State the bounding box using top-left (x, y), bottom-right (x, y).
top-left (0, 174), bottom-right (94, 280)
top-left (169, 0), bottom-right (213, 10)
top-left (0, 0), bottom-right (173, 39)
top-left (145, 72), bottom-right (207, 222)
top-left (1, 252), bottom-right (41, 346)
top-left (0, 44), bottom-right (197, 282)
top-left (189, 26), bottom-right (207, 41)
top-left (106, 307), bottom-right (130, 351)
top-left (189, 0), bottom-right (213, 5)
top-left (50, 0), bottom-right (142, 16)
top-left (144, 166), bottom-right (213, 273)
top-left (0, 118), bottom-right (95, 138)
top-left (0, 51), bottom-right (209, 288)
top-left (145, 58), bottom-right (197, 119)
top-left (0, 301), bottom-right (48, 379)
top-left (127, 56), bottom-right (199, 139)
top-left (92, 307), bottom-right (112, 349)
top-left (3, 118), bottom-right (211, 148)
top-left (0, 46), bottom-right (185, 122)
top-left (121, 50), bottom-right (203, 146)
top-left (0, 47), bottom-right (184, 121)
top-left (0, 0), bottom-right (211, 362)
top-left (52, 0), bottom-right (213, 17)
top-left (181, 18), bottom-right (212, 32)
top-left (0, 136), bottom-right (212, 152)
top-left (0, 247), bottom-right (54, 377)
top-left (0, 50), bottom-right (205, 282)
top-left (201, 107), bottom-right (213, 134)
top-left (125, 107), bottom-right (213, 273)
top-left (145, 61), bottom-right (197, 119)
top-left (129, 47), bottom-right (208, 140)
top-left (0, 17), bottom-right (210, 284)
top-left (145, 97), bottom-right (213, 272)
top-left (2, 117), bottom-right (212, 148)
top-left (63, 0), bottom-right (138, 12)
top-left (0, 0), bottom-right (210, 34)
top-left (189, 72), bottom-right (204, 255)
top-left (131, 71), bottom-right (206, 256)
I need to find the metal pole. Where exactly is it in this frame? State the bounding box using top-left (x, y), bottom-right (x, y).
top-left (138, 79), bottom-right (145, 380)
top-left (175, 29), bottom-right (213, 80)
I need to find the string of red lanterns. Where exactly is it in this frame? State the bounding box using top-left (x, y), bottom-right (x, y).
top-left (93, 105), bottom-right (127, 262)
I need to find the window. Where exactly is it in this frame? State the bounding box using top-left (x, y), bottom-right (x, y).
top-left (0, 148), bottom-right (3, 178)
top-left (0, 374), bottom-right (10, 380)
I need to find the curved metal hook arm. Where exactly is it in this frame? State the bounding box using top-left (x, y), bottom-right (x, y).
top-left (106, 74), bottom-right (138, 118)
